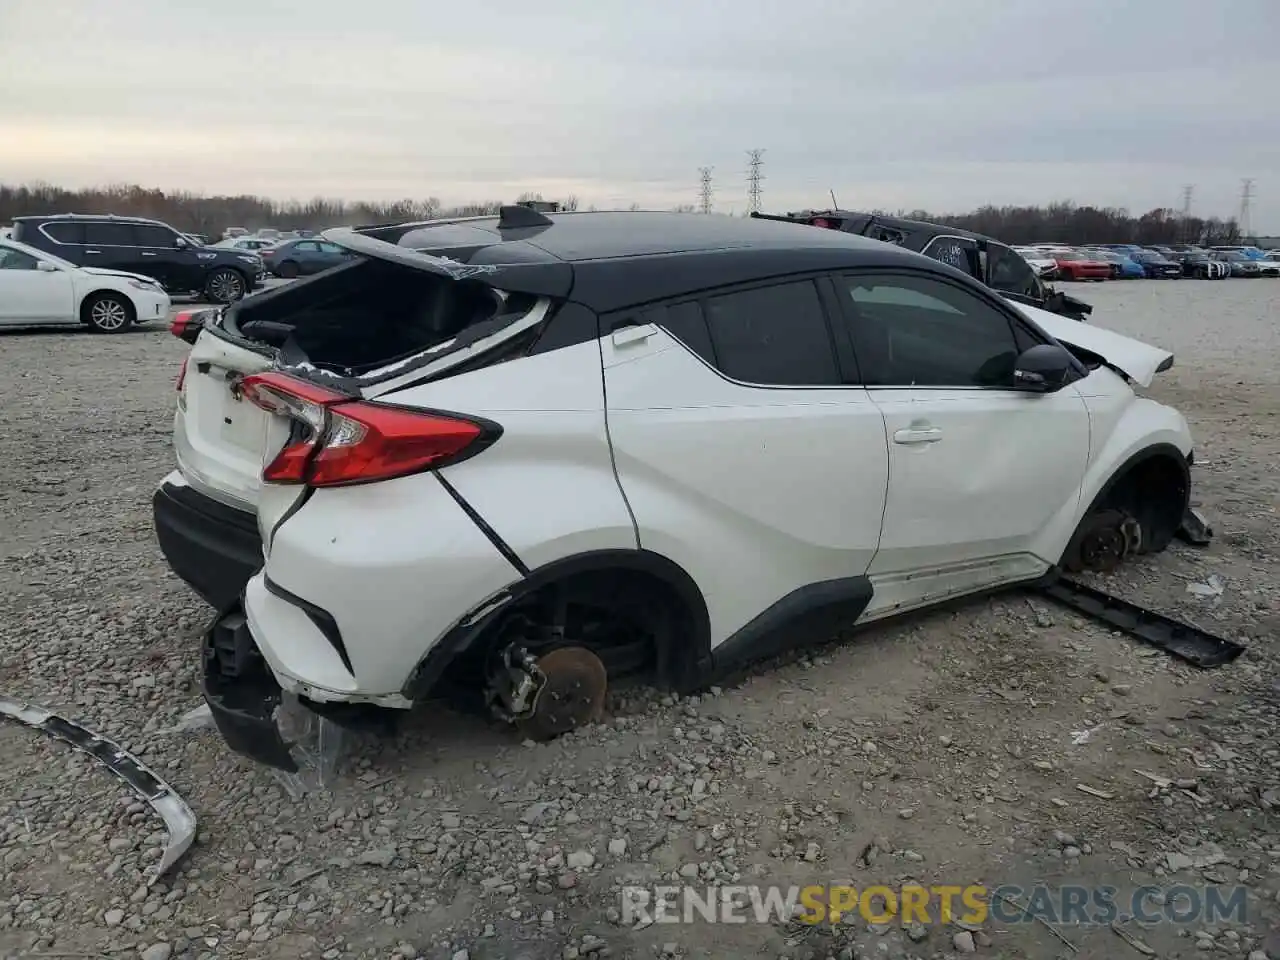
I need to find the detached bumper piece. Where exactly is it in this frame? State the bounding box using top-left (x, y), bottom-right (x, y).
top-left (0, 693), bottom-right (196, 885)
top-left (201, 604), bottom-right (298, 773)
top-left (1036, 577), bottom-right (1244, 668)
top-left (1176, 505), bottom-right (1213, 546)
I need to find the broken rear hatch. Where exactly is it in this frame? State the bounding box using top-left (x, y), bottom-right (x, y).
top-left (173, 223), bottom-right (571, 542)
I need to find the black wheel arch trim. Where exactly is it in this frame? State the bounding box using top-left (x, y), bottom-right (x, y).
top-left (401, 547), bottom-right (713, 701)
top-left (1082, 442), bottom-right (1191, 519)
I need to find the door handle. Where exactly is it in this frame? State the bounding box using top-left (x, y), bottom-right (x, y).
top-left (83, 249), bottom-right (101, 254)
top-left (141, 251), bottom-right (157, 256)
top-left (611, 323), bottom-right (658, 347)
top-left (893, 426), bottom-right (943, 445)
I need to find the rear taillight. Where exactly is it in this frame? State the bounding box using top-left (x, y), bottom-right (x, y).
top-left (240, 372), bottom-right (496, 487)
top-left (176, 357), bottom-right (188, 393)
top-left (170, 310), bottom-right (204, 344)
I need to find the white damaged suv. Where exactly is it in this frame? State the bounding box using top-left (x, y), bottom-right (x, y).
top-left (152, 207), bottom-right (1201, 772)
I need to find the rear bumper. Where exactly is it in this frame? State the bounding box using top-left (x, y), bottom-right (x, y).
top-left (202, 603), bottom-right (298, 771)
top-left (152, 472), bottom-right (262, 609)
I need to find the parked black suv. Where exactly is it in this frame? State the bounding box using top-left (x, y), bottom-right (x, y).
top-left (11, 214), bottom-right (266, 304)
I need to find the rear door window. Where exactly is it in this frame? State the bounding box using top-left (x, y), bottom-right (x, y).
top-left (702, 280), bottom-right (841, 386)
top-left (921, 236), bottom-right (978, 277)
top-left (83, 222), bottom-right (137, 246)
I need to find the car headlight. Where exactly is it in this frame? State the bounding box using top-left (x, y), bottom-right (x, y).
top-left (128, 279), bottom-right (160, 291)
top-left (236, 255), bottom-right (260, 265)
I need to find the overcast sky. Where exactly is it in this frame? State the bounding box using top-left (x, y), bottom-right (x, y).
top-left (2, 0), bottom-right (1277, 228)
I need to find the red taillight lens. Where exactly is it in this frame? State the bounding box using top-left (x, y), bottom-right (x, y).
top-left (308, 403), bottom-right (484, 486)
top-left (176, 357), bottom-right (188, 392)
top-left (240, 372), bottom-right (493, 487)
top-left (170, 310), bottom-right (204, 344)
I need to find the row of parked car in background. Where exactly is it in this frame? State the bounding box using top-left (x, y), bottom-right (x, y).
top-left (3, 205), bottom-right (1277, 335)
top-left (213, 231), bottom-right (357, 278)
top-left (0, 215), bottom-right (363, 334)
top-left (1014, 243), bottom-right (1280, 281)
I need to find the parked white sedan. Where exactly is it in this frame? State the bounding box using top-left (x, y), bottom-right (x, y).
top-left (0, 238), bottom-right (171, 332)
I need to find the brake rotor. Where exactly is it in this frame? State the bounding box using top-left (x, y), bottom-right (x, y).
top-left (1068, 509), bottom-right (1138, 573)
top-left (517, 646), bottom-right (607, 741)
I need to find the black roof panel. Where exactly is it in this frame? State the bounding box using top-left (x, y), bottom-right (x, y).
top-left (388, 211), bottom-right (895, 263)
top-left (355, 210), bottom-right (986, 313)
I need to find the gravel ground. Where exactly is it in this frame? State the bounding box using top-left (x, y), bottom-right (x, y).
top-left (1, 279), bottom-right (1278, 960)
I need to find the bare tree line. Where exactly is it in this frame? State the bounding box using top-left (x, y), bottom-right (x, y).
top-left (907, 200), bottom-right (1242, 247)
top-left (0, 182), bottom-right (1242, 247)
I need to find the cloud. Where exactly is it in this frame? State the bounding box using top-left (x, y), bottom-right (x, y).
top-left (1, 0), bottom-right (1276, 227)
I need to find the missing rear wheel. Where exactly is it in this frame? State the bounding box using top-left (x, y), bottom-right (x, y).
top-left (516, 646), bottom-right (607, 741)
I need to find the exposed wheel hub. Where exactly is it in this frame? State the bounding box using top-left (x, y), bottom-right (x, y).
top-left (485, 643), bottom-right (607, 741)
top-left (519, 646), bottom-right (607, 741)
top-left (1066, 509), bottom-right (1143, 573)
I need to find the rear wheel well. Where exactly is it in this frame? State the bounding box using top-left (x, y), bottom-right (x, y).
top-left (427, 557), bottom-right (709, 707)
top-left (1089, 449), bottom-right (1189, 555)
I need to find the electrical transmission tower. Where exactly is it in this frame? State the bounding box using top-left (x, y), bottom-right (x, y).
top-left (746, 149), bottom-right (765, 214)
top-left (1180, 185), bottom-right (1193, 219)
top-left (698, 167), bottom-right (713, 214)
top-left (1239, 179), bottom-right (1254, 239)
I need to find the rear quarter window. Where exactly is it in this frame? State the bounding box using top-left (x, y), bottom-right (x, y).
top-left (39, 222), bottom-right (86, 244)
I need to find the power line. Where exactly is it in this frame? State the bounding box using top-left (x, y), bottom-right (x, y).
top-left (698, 166), bottom-right (713, 214)
top-left (746, 149), bottom-right (765, 214)
top-left (1239, 179), bottom-right (1254, 238)
top-left (1179, 185), bottom-right (1194, 242)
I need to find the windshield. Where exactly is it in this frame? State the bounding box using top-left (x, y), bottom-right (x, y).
top-left (0, 238), bottom-right (77, 270)
top-left (1055, 252), bottom-right (1080, 261)
top-left (1218, 251), bottom-right (1246, 261)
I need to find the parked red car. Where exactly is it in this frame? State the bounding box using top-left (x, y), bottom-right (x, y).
top-left (1053, 251), bottom-right (1111, 281)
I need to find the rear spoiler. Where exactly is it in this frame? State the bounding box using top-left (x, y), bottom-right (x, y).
top-left (321, 227), bottom-right (505, 282)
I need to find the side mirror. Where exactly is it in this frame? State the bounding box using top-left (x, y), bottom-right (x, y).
top-left (175, 236), bottom-right (189, 248)
top-left (36, 260), bottom-right (58, 272)
top-left (1013, 343), bottom-right (1074, 393)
